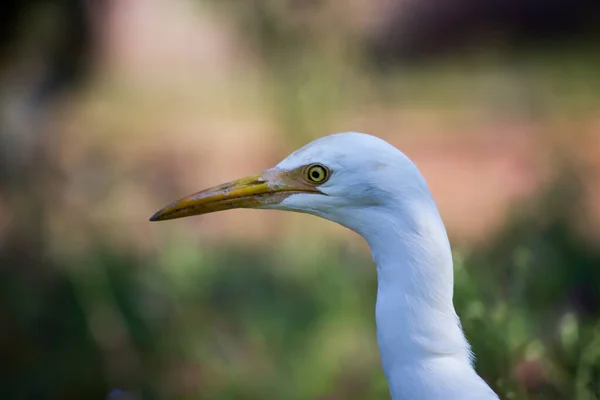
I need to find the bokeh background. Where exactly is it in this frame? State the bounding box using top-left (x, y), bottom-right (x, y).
top-left (1, 0), bottom-right (600, 399)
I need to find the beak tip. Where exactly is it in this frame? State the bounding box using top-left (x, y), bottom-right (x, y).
top-left (149, 211), bottom-right (161, 222)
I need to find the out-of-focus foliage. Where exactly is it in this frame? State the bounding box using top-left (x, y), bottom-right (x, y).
top-left (1, 1), bottom-right (599, 399)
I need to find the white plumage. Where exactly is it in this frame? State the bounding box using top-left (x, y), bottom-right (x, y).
top-left (151, 132), bottom-right (499, 399)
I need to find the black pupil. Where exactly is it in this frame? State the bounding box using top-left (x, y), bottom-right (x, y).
top-left (311, 169), bottom-right (321, 180)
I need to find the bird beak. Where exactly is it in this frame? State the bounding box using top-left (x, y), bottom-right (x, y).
top-left (149, 168), bottom-right (319, 222)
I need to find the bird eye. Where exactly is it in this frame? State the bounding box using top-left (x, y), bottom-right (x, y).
top-left (305, 164), bottom-right (330, 184)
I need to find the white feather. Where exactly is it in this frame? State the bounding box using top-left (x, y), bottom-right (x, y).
top-left (265, 132), bottom-right (499, 399)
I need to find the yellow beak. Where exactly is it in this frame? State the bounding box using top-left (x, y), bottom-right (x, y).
top-left (149, 169), bottom-right (320, 222)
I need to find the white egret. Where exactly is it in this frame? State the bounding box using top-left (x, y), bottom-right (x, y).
top-left (150, 132), bottom-right (499, 399)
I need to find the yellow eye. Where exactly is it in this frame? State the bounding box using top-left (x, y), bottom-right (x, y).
top-left (305, 164), bottom-right (330, 184)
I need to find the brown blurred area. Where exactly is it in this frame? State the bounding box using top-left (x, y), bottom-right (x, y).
top-left (1, 0), bottom-right (600, 399)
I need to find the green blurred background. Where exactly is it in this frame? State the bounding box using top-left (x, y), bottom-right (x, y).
top-left (1, 0), bottom-right (600, 399)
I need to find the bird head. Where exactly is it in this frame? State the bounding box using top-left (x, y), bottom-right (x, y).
top-left (150, 132), bottom-right (432, 235)
top-left (149, 133), bottom-right (495, 399)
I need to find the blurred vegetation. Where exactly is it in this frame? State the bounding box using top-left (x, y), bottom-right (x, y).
top-left (1, 1), bottom-right (600, 399)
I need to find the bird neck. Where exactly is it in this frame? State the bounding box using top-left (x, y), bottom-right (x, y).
top-left (359, 200), bottom-right (480, 396)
